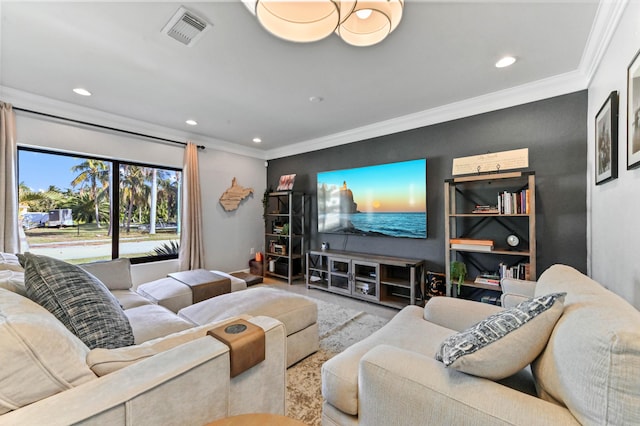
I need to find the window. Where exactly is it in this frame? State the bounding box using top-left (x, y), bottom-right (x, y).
top-left (18, 148), bottom-right (181, 264)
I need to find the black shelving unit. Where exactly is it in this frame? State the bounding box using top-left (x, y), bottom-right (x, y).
top-left (444, 171), bottom-right (537, 300)
top-left (264, 191), bottom-right (307, 284)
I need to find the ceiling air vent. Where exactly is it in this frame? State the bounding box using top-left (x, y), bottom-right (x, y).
top-left (162, 7), bottom-right (211, 47)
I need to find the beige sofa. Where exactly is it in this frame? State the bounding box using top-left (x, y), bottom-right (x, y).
top-left (322, 264), bottom-right (640, 425)
top-left (89, 258), bottom-right (318, 367)
top-left (0, 253), bottom-right (287, 425)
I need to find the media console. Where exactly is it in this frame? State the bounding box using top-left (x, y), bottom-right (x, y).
top-left (306, 249), bottom-right (425, 309)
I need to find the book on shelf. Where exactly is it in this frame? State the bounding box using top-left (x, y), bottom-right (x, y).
top-left (499, 262), bottom-right (531, 280)
top-left (451, 243), bottom-right (493, 252)
top-left (449, 238), bottom-right (494, 246)
top-left (478, 272), bottom-right (500, 279)
top-left (474, 276), bottom-right (501, 286)
top-left (472, 205), bottom-right (500, 214)
top-left (497, 188), bottom-right (531, 214)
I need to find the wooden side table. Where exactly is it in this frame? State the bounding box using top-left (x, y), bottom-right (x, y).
top-left (206, 413), bottom-right (306, 426)
top-left (249, 259), bottom-right (264, 276)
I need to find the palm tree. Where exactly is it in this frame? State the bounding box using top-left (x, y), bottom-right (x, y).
top-left (70, 159), bottom-right (110, 227)
top-left (120, 165), bottom-right (149, 233)
top-left (148, 168), bottom-right (172, 234)
top-left (19, 183), bottom-right (68, 212)
top-left (66, 192), bottom-right (97, 224)
top-left (157, 172), bottom-right (179, 222)
top-left (149, 168), bottom-right (158, 234)
top-left (18, 181), bottom-right (31, 197)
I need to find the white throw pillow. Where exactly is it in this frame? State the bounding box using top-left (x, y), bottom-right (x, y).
top-left (80, 257), bottom-right (133, 290)
top-left (0, 270), bottom-right (26, 296)
top-left (435, 292), bottom-right (566, 380)
top-left (0, 252), bottom-right (23, 272)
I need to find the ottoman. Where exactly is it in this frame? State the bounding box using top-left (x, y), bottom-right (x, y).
top-left (179, 286), bottom-right (319, 367)
top-left (137, 277), bottom-right (192, 313)
top-left (137, 270), bottom-right (248, 313)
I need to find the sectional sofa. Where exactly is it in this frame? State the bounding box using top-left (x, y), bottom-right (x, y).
top-left (0, 253), bottom-right (287, 425)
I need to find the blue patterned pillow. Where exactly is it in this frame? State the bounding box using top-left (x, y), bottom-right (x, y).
top-left (22, 253), bottom-right (134, 349)
top-left (435, 292), bottom-right (566, 380)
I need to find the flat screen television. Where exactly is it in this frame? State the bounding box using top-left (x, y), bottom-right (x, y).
top-left (317, 159), bottom-right (427, 238)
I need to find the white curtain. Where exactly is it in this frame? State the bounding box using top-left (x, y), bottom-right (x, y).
top-left (0, 102), bottom-right (20, 253)
top-left (178, 142), bottom-right (205, 270)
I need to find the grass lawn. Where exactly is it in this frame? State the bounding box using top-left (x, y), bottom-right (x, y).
top-left (25, 223), bottom-right (178, 245)
top-left (25, 223), bottom-right (179, 264)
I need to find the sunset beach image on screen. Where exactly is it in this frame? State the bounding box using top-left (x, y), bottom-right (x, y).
top-left (317, 159), bottom-right (427, 238)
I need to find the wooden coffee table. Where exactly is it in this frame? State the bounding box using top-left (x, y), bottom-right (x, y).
top-left (206, 413), bottom-right (306, 426)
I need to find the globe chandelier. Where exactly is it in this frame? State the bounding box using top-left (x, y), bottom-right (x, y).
top-left (242, 0), bottom-right (404, 47)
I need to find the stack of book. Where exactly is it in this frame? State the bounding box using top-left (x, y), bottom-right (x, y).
top-left (480, 295), bottom-right (501, 305)
top-left (474, 273), bottom-right (501, 286)
top-left (450, 238), bottom-right (494, 252)
top-left (472, 205), bottom-right (499, 214)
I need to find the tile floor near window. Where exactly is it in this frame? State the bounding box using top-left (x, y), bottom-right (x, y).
top-left (266, 278), bottom-right (399, 321)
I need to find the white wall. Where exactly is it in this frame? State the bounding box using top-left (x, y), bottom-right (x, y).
top-left (588, 1), bottom-right (640, 309)
top-left (197, 149), bottom-right (266, 272)
top-left (16, 113), bottom-right (266, 282)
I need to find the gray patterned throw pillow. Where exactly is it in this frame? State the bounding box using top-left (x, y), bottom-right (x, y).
top-left (435, 292), bottom-right (566, 380)
top-left (22, 252), bottom-right (134, 349)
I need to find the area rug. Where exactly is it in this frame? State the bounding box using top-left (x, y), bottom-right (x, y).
top-left (286, 298), bottom-right (391, 426)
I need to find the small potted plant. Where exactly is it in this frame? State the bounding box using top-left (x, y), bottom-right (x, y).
top-left (278, 223), bottom-right (289, 253)
top-left (450, 261), bottom-right (467, 295)
top-left (262, 188), bottom-right (271, 222)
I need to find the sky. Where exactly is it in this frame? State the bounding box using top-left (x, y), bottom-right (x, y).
top-left (317, 159), bottom-right (427, 212)
top-left (19, 150), bottom-right (89, 192)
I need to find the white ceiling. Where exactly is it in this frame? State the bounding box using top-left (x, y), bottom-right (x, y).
top-left (0, 1), bottom-right (616, 159)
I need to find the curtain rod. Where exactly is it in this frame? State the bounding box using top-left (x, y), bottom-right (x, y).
top-left (13, 107), bottom-right (205, 150)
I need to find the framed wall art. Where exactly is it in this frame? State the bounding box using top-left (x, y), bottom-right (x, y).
top-left (276, 174), bottom-right (296, 191)
top-left (627, 48), bottom-right (640, 169)
top-left (595, 91), bottom-right (618, 185)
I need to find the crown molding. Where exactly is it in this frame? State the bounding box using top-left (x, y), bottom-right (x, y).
top-left (266, 69), bottom-right (588, 160)
top-left (265, 0), bottom-right (624, 160)
top-left (579, 0), bottom-right (629, 85)
top-left (0, 86), bottom-right (268, 160)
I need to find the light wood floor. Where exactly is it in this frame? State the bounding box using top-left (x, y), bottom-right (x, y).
top-left (263, 277), bottom-right (399, 321)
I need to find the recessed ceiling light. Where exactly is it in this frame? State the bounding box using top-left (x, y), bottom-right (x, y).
top-left (309, 96), bottom-right (324, 103)
top-left (253, 137), bottom-right (262, 143)
top-left (495, 56), bottom-right (517, 68)
top-left (73, 88), bottom-right (92, 96)
top-left (185, 119), bottom-right (198, 126)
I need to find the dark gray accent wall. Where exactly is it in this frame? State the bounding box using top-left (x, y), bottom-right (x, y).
top-left (267, 91), bottom-right (587, 275)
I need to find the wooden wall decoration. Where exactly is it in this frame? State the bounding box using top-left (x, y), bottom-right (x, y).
top-left (219, 177), bottom-right (254, 211)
